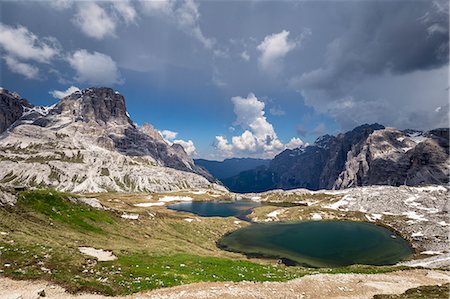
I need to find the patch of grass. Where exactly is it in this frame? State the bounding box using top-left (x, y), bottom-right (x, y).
top-left (103, 253), bottom-right (301, 294)
top-left (258, 192), bottom-right (339, 203)
top-left (373, 283), bottom-right (449, 299)
top-left (17, 190), bottom-right (115, 234)
top-left (0, 240), bottom-right (405, 296)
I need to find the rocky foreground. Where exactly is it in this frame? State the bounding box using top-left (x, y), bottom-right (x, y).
top-left (0, 185), bottom-right (449, 298)
top-left (0, 269), bottom-right (448, 299)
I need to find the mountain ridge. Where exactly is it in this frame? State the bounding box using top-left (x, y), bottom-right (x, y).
top-left (0, 87), bottom-right (220, 193)
top-left (222, 124), bottom-right (449, 192)
top-left (194, 158), bottom-right (270, 179)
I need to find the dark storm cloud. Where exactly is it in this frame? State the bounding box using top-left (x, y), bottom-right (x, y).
top-left (1, 0), bottom-right (448, 158)
top-left (292, 0), bottom-right (449, 96)
top-left (289, 0), bottom-right (449, 131)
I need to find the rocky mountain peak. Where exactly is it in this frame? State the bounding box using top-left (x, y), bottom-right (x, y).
top-left (0, 86), bottom-right (218, 192)
top-left (223, 124), bottom-right (449, 192)
top-left (54, 87), bottom-right (131, 126)
top-left (314, 134), bottom-right (334, 149)
top-left (0, 88), bottom-right (33, 134)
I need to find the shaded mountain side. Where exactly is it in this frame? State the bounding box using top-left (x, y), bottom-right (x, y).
top-left (223, 124), bottom-right (449, 192)
top-left (0, 88), bottom-right (33, 134)
top-left (195, 158), bottom-right (270, 179)
top-left (0, 87), bottom-right (218, 193)
top-left (221, 166), bottom-right (277, 193)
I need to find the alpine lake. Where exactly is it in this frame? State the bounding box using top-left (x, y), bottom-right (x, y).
top-left (167, 200), bottom-right (413, 268)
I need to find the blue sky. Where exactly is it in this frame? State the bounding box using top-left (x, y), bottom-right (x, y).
top-left (0, 0), bottom-right (448, 160)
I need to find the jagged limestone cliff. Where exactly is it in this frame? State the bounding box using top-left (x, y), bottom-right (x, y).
top-left (0, 87), bottom-right (221, 193)
top-left (223, 124), bottom-right (449, 192)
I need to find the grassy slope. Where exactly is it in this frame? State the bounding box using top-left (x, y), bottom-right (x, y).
top-left (0, 190), bottom-right (406, 295)
top-left (373, 283), bottom-right (449, 299)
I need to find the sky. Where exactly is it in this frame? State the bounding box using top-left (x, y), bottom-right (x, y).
top-left (0, 0), bottom-right (448, 160)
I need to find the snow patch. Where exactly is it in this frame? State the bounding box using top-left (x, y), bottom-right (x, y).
top-left (365, 213), bottom-right (383, 222)
top-left (134, 202), bottom-right (165, 207)
top-left (311, 213), bottom-right (322, 220)
top-left (421, 251), bottom-right (442, 255)
top-left (402, 211), bottom-right (428, 222)
top-left (325, 194), bottom-right (355, 210)
top-left (121, 213), bottom-right (139, 220)
top-left (267, 209), bottom-right (283, 218)
top-left (22, 104), bottom-right (56, 117)
top-left (412, 231), bottom-right (424, 238)
top-left (409, 134), bottom-right (427, 144)
top-left (159, 196), bottom-right (193, 202)
top-left (192, 190), bottom-right (207, 195)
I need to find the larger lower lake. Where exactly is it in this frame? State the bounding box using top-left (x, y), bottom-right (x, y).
top-left (218, 220), bottom-right (413, 267)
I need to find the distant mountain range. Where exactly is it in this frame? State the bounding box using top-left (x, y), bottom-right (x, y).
top-left (1, 87), bottom-right (448, 194)
top-left (0, 87), bottom-right (222, 193)
top-left (194, 158), bottom-right (270, 179)
top-left (200, 124), bottom-right (449, 193)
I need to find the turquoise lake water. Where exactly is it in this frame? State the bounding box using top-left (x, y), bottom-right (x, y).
top-left (167, 200), bottom-right (261, 220)
top-left (168, 201), bottom-right (412, 267)
top-left (218, 220), bottom-right (413, 267)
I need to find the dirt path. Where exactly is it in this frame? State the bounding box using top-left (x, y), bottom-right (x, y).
top-left (0, 269), bottom-right (448, 299)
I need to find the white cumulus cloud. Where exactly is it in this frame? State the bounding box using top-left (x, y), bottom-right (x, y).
top-left (48, 0), bottom-right (72, 10)
top-left (214, 93), bottom-right (303, 158)
top-left (67, 49), bottom-right (121, 85)
top-left (257, 30), bottom-right (296, 74)
top-left (285, 137), bottom-right (304, 149)
top-left (141, 0), bottom-right (214, 49)
top-left (241, 51), bottom-right (250, 61)
top-left (214, 136), bottom-right (233, 153)
top-left (49, 86), bottom-right (80, 99)
top-left (3, 56), bottom-right (39, 80)
top-left (73, 2), bottom-right (117, 40)
top-left (113, 1), bottom-right (138, 24)
top-left (0, 23), bottom-right (60, 63)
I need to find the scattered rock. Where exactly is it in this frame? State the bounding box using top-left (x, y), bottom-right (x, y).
top-left (0, 191), bottom-right (16, 206)
top-left (121, 213), bottom-right (139, 220)
top-left (78, 247), bottom-right (117, 262)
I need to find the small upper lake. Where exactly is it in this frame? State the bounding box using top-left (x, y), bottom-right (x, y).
top-left (218, 220), bottom-right (413, 268)
top-left (167, 200), bottom-right (261, 220)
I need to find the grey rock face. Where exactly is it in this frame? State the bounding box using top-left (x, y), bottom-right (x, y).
top-left (224, 124), bottom-right (449, 192)
top-left (334, 128), bottom-right (449, 188)
top-left (0, 87), bottom-right (218, 193)
top-left (53, 87), bottom-right (131, 125)
top-left (0, 190), bottom-right (16, 205)
top-left (0, 88), bottom-right (33, 134)
top-left (269, 124), bottom-right (385, 190)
